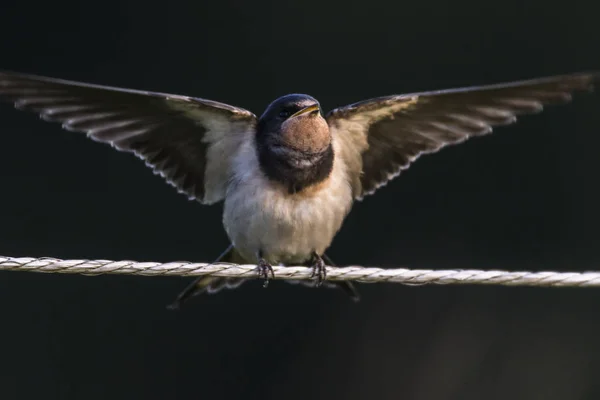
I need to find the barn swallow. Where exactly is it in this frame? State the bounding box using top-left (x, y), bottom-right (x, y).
top-left (0, 70), bottom-right (597, 308)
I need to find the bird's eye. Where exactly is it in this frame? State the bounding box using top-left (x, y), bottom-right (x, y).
top-left (279, 110), bottom-right (290, 118)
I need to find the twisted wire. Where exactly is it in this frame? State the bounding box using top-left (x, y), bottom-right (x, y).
top-left (1, 256), bottom-right (599, 287)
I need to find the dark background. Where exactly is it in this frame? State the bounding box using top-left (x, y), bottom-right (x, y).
top-left (0, 0), bottom-right (599, 399)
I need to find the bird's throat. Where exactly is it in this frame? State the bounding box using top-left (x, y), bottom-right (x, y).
top-left (257, 142), bottom-right (334, 194)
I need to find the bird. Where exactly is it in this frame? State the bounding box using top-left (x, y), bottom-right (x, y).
top-left (0, 69), bottom-right (597, 308)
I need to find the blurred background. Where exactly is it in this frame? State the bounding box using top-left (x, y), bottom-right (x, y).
top-left (0, 0), bottom-right (599, 399)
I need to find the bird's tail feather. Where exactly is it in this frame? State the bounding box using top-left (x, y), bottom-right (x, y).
top-left (166, 245), bottom-right (248, 310)
top-left (286, 279), bottom-right (360, 302)
top-left (167, 247), bottom-right (360, 309)
top-left (286, 253), bottom-right (360, 302)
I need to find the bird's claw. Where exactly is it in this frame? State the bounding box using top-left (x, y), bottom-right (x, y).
top-left (310, 254), bottom-right (327, 286)
top-left (256, 258), bottom-right (274, 288)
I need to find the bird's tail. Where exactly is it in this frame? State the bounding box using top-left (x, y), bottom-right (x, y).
top-left (166, 245), bottom-right (249, 310)
top-left (167, 247), bottom-right (360, 309)
top-left (286, 253), bottom-right (360, 302)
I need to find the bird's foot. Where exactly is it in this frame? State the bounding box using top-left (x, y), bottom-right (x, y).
top-left (310, 253), bottom-right (327, 286)
top-left (256, 258), bottom-right (274, 288)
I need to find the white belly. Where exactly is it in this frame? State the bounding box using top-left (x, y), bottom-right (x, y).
top-left (223, 138), bottom-right (353, 264)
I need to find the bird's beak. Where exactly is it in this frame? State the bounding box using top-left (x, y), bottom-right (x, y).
top-left (290, 104), bottom-right (320, 118)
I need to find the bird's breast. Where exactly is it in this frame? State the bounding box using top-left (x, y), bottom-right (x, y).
top-left (222, 137), bottom-right (353, 264)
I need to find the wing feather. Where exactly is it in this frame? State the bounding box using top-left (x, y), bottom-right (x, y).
top-left (327, 72), bottom-right (599, 199)
top-left (0, 70), bottom-right (257, 204)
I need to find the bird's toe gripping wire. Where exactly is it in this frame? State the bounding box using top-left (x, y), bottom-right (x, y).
top-left (310, 252), bottom-right (327, 286)
top-left (256, 258), bottom-right (274, 288)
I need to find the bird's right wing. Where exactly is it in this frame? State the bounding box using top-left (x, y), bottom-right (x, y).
top-left (327, 72), bottom-right (598, 199)
top-left (0, 70), bottom-right (257, 204)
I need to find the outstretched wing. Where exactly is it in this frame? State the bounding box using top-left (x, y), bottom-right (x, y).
top-left (0, 70), bottom-right (257, 204)
top-left (327, 72), bottom-right (599, 199)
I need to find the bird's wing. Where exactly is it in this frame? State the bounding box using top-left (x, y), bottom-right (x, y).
top-left (0, 70), bottom-right (257, 204)
top-left (327, 72), bottom-right (599, 199)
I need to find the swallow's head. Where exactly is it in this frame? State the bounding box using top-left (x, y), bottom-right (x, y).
top-left (257, 94), bottom-right (330, 156)
top-left (256, 94), bottom-right (333, 192)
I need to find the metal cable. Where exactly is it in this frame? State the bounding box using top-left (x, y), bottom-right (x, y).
top-left (1, 256), bottom-right (599, 287)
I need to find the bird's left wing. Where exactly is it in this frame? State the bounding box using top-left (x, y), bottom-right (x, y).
top-left (327, 72), bottom-right (599, 199)
top-left (0, 70), bottom-right (257, 204)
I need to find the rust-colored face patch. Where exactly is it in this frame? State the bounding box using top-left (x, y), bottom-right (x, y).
top-left (280, 113), bottom-right (331, 153)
